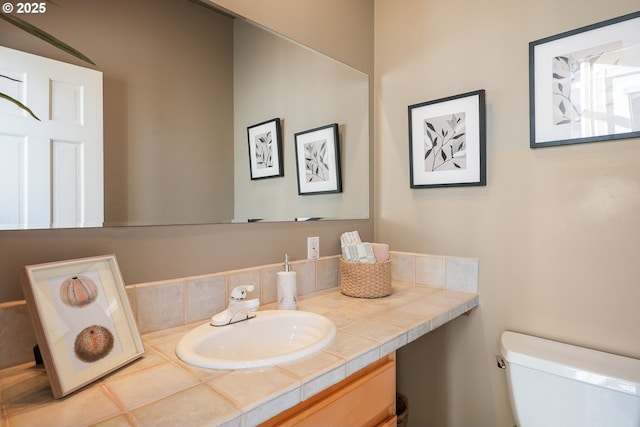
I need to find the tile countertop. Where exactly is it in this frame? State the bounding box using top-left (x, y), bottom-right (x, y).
top-left (0, 281), bottom-right (479, 427)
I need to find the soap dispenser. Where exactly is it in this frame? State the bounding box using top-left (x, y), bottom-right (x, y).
top-left (277, 254), bottom-right (297, 310)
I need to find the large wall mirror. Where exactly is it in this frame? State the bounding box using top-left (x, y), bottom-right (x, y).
top-left (0, 0), bottom-right (369, 229)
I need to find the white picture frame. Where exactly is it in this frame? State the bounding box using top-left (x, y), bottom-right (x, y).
top-left (19, 254), bottom-right (144, 398)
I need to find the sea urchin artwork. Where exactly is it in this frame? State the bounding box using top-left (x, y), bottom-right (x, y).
top-left (74, 325), bottom-right (114, 363)
top-left (60, 275), bottom-right (99, 308)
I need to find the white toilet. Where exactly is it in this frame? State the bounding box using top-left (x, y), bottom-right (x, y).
top-left (500, 331), bottom-right (640, 427)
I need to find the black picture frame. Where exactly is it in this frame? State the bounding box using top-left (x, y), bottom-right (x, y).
top-left (529, 11), bottom-right (640, 148)
top-left (294, 123), bottom-right (342, 195)
top-left (408, 90), bottom-right (486, 188)
top-left (247, 118), bottom-right (284, 179)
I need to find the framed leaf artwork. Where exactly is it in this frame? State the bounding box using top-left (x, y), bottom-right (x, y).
top-left (294, 123), bottom-right (342, 195)
top-left (409, 90), bottom-right (486, 188)
top-left (247, 118), bottom-right (284, 179)
top-left (530, 11), bottom-right (640, 147)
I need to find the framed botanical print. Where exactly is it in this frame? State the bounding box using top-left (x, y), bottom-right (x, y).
top-left (409, 90), bottom-right (486, 188)
top-left (530, 11), bottom-right (640, 147)
top-left (247, 118), bottom-right (284, 179)
top-left (294, 123), bottom-right (342, 195)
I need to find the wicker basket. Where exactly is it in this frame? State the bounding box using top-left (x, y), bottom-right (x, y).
top-left (339, 258), bottom-right (392, 298)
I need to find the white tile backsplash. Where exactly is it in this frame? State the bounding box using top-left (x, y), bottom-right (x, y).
top-left (445, 256), bottom-right (480, 293)
top-left (316, 256), bottom-right (340, 291)
top-left (291, 260), bottom-right (315, 296)
top-left (260, 264), bottom-right (281, 305)
top-left (0, 252), bottom-right (479, 370)
top-left (135, 280), bottom-right (185, 334)
top-left (0, 301), bottom-right (37, 369)
top-left (390, 252), bottom-right (415, 282)
top-left (415, 255), bottom-right (445, 287)
top-left (185, 273), bottom-right (226, 323)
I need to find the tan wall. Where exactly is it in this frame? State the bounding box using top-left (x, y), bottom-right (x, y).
top-left (0, 0), bottom-right (374, 302)
top-left (375, 1), bottom-right (640, 426)
top-left (209, 0), bottom-right (374, 75)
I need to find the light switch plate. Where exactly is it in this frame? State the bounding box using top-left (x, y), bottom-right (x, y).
top-left (307, 236), bottom-right (319, 259)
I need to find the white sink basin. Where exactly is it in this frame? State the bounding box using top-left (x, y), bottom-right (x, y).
top-left (176, 310), bottom-right (336, 369)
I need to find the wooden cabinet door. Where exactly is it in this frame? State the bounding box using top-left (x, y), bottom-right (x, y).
top-left (261, 354), bottom-right (396, 427)
top-left (376, 415), bottom-right (398, 427)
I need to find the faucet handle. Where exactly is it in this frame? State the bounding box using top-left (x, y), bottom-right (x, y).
top-left (230, 285), bottom-right (255, 301)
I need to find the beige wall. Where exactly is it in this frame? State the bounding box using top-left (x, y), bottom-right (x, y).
top-left (209, 0), bottom-right (374, 75)
top-left (0, 0), bottom-right (374, 302)
top-left (375, 1), bottom-right (640, 426)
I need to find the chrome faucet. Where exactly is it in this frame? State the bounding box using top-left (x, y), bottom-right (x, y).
top-left (210, 285), bottom-right (260, 326)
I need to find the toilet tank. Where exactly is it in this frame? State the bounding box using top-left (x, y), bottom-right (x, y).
top-left (500, 331), bottom-right (640, 427)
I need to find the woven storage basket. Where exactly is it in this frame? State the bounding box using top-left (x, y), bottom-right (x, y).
top-left (339, 258), bottom-right (391, 298)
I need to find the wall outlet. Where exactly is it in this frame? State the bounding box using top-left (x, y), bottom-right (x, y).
top-left (307, 236), bottom-right (320, 259)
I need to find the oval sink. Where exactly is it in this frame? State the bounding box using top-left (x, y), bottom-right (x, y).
top-left (176, 310), bottom-right (336, 369)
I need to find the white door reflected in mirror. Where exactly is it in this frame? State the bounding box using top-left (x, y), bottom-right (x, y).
top-left (0, 46), bottom-right (103, 230)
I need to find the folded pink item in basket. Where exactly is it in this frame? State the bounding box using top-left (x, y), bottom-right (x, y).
top-left (371, 243), bottom-right (390, 262)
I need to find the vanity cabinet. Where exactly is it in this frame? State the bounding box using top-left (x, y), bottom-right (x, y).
top-left (260, 353), bottom-right (396, 427)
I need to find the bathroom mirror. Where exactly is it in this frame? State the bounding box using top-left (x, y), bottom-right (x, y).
top-left (0, 0), bottom-right (369, 229)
